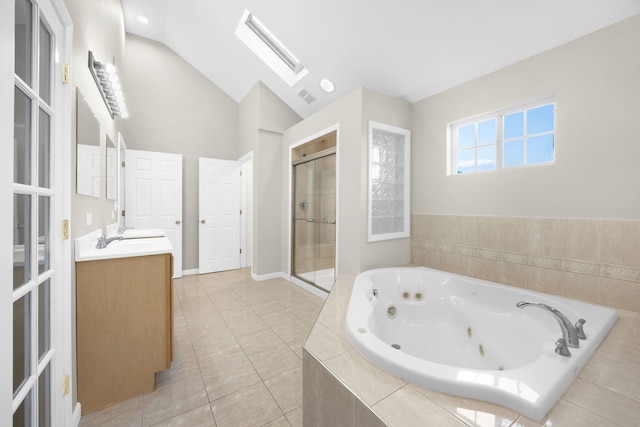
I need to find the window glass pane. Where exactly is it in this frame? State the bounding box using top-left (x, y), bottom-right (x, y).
top-left (38, 363), bottom-right (51, 427)
top-left (527, 134), bottom-right (554, 164)
top-left (38, 196), bottom-right (50, 275)
top-left (38, 279), bottom-right (51, 361)
top-left (457, 124), bottom-right (475, 150)
top-left (13, 388), bottom-right (33, 427)
top-left (13, 293), bottom-right (31, 396)
top-left (39, 19), bottom-right (52, 104)
top-left (477, 145), bottom-right (496, 171)
top-left (14, 194), bottom-right (32, 290)
top-left (14, 87), bottom-right (32, 185)
top-left (39, 108), bottom-right (51, 188)
top-left (456, 149), bottom-right (475, 174)
top-left (477, 118), bottom-right (496, 146)
top-left (504, 111), bottom-right (524, 139)
top-left (527, 104), bottom-right (554, 134)
top-left (504, 139), bottom-right (524, 167)
top-left (15, 0), bottom-right (33, 85)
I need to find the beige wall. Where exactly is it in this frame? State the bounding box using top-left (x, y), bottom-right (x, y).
top-left (68, 0), bottom-right (126, 239)
top-left (123, 34), bottom-right (239, 271)
top-left (410, 15), bottom-right (640, 313)
top-left (239, 82), bottom-right (301, 276)
top-left (282, 88), bottom-right (412, 276)
top-left (66, 0), bottom-right (127, 407)
top-left (411, 14), bottom-right (640, 219)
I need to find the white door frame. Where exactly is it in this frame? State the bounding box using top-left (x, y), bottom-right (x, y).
top-left (239, 151), bottom-right (253, 269)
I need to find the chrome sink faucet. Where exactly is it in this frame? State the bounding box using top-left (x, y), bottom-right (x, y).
top-left (516, 301), bottom-right (586, 357)
top-left (95, 234), bottom-right (124, 249)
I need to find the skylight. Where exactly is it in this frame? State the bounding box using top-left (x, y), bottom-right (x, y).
top-left (235, 9), bottom-right (308, 86)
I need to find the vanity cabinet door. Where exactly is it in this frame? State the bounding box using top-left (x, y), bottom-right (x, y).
top-left (76, 253), bottom-right (173, 414)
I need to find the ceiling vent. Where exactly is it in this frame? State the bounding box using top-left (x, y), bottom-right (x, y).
top-left (298, 89), bottom-right (316, 104)
top-left (235, 9), bottom-right (308, 86)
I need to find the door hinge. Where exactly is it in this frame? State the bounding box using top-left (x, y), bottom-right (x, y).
top-left (239, 170), bottom-right (242, 176)
top-left (121, 209), bottom-right (126, 217)
top-left (240, 248), bottom-right (242, 254)
top-left (62, 64), bottom-right (70, 85)
top-left (240, 209), bottom-right (243, 215)
top-left (62, 219), bottom-right (69, 240)
top-left (121, 160), bottom-right (126, 167)
top-left (62, 374), bottom-right (70, 395)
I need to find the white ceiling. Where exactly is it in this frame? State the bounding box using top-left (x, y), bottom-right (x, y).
top-left (120, 0), bottom-right (640, 118)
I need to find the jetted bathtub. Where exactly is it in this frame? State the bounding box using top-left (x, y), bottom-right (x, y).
top-left (345, 267), bottom-right (618, 421)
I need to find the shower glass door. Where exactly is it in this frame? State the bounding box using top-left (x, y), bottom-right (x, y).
top-left (293, 154), bottom-right (336, 291)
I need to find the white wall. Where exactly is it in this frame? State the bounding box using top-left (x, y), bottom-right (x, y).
top-left (411, 14), bottom-right (640, 219)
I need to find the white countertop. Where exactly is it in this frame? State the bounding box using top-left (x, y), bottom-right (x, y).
top-left (75, 229), bottom-right (173, 262)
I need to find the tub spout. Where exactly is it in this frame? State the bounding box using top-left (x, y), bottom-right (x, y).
top-left (516, 301), bottom-right (583, 351)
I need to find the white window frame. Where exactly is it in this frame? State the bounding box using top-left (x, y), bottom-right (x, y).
top-left (448, 98), bottom-right (555, 175)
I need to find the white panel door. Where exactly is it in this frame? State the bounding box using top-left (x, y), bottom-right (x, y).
top-left (199, 158), bottom-right (240, 274)
top-left (126, 149), bottom-right (183, 277)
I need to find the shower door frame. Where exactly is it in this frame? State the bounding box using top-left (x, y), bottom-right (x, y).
top-left (288, 125), bottom-right (339, 293)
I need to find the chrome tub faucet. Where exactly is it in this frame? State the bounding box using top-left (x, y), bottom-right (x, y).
top-left (517, 301), bottom-right (586, 357)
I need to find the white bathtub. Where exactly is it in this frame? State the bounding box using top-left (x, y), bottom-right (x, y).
top-left (344, 267), bottom-right (618, 421)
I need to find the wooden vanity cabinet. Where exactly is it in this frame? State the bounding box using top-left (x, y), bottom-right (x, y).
top-left (76, 253), bottom-right (173, 414)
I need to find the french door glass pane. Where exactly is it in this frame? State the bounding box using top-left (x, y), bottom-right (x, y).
top-left (39, 18), bottom-right (52, 104)
top-left (13, 388), bottom-right (33, 427)
top-left (38, 196), bottom-right (50, 275)
top-left (38, 108), bottom-right (51, 188)
top-left (14, 87), bottom-right (32, 185)
top-left (14, 0), bottom-right (33, 85)
top-left (38, 279), bottom-right (51, 361)
top-left (14, 194), bottom-right (32, 290)
top-left (38, 364), bottom-right (51, 427)
top-left (13, 293), bottom-right (31, 396)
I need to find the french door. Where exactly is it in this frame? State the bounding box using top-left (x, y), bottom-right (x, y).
top-left (5, 0), bottom-right (71, 426)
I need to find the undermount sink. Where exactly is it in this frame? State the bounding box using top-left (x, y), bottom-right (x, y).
top-left (75, 230), bottom-right (173, 262)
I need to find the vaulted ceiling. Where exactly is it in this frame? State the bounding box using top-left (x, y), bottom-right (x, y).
top-left (121, 0), bottom-right (640, 118)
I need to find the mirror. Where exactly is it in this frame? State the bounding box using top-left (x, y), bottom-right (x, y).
top-left (106, 135), bottom-right (117, 200)
top-left (76, 88), bottom-right (101, 197)
top-left (117, 133), bottom-right (127, 230)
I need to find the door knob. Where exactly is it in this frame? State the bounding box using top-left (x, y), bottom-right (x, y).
top-left (200, 219), bottom-right (205, 224)
top-left (175, 220), bottom-right (181, 225)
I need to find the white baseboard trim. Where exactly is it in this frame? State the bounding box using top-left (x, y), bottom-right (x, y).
top-left (72, 402), bottom-right (82, 426)
top-left (182, 268), bottom-right (199, 276)
top-left (251, 271), bottom-right (288, 281)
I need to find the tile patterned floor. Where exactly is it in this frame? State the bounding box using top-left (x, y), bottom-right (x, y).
top-left (79, 268), bottom-right (325, 427)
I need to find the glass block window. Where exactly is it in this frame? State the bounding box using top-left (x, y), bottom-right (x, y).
top-left (368, 121), bottom-right (411, 242)
top-left (450, 100), bottom-right (555, 174)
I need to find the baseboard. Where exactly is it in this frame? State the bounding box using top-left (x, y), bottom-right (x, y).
top-left (251, 271), bottom-right (288, 281)
top-left (182, 268), bottom-right (199, 276)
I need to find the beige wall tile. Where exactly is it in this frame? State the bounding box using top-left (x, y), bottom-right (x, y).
top-left (500, 261), bottom-right (529, 289)
top-left (528, 218), bottom-right (562, 258)
top-left (560, 218), bottom-right (601, 263)
top-left (356, 399), bottom-right (387, 427)
top-left (500, 217), bottom-right (529, 254)
top-left (600, 277), bottom-right (640, 313)
top-left (601, 220), bottom-right (640, 268)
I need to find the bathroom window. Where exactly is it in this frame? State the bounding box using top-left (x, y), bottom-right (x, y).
top-left (450, 100), bottom-right (555, 174)
top-left (368, 121), bottom-right (411, 242)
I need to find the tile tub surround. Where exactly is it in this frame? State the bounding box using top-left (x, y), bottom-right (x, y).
top-left (410, 215), bottom-right (640, 313)
top-left (303, 273), bottom-right (640, 427)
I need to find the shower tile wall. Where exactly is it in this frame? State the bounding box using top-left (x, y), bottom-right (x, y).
top-left (411, 215), bottom-right (640, 313)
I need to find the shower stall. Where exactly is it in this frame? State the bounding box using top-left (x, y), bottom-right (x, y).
top-left (291, 131), bottom-right (336, 291)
